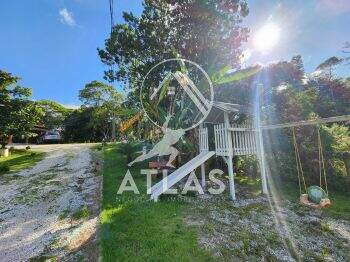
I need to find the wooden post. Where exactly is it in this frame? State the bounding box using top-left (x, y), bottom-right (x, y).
top-left (7, 134), bottom-right (13, 145)
top-left (199, 123), bottom-right (206, 189)
top-left (257, 127), bottom-right (268, 194)
top-left (224, 112), bottom-right (236, 200)
top-left (256, 84), bottom-right (268, 194)
top-left (201, 163), bottom-right (206, 189)
top-left (111, 116), bottom-right (116, 142)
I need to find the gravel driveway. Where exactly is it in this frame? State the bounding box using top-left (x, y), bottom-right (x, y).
top-left (0, 144), bottom-right (102, 261)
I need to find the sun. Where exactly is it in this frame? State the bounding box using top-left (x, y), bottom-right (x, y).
top-left (253, 23), bottom-right (280, 53)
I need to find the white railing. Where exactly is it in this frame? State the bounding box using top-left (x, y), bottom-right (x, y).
top-left (214, 123), bottom-right (231, 156)
top-left (199, 127), bottom-right (209, 152)
top-left (230, 123), bottom-right (257, 156)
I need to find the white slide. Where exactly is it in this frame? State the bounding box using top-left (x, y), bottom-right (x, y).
top-left (150, 151), bottom-right (215, 201)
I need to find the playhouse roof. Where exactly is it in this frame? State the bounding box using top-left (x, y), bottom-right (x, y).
top-left (204, 101), bottom-right (240, 123)
top-left (213, 101), bottom-right (240, 113)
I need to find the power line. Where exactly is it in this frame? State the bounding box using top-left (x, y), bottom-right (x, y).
top-left (107, 0), bottom-right (115, 77)
top-left (109, 0), bottom-right (114, 34)
top-left (108, 0), bottom-right (117, 142)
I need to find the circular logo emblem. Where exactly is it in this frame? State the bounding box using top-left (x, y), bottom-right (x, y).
top-left (140, 58), bottom-right (213, 132)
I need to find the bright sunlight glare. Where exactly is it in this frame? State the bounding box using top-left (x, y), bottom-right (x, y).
top-left (253, 23), bottom-right (280, 53)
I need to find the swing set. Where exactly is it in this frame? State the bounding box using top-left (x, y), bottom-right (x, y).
top-left (261, 114), bottom-right (350, 208)
top-left (117, 78), bottom-right (350, 206)
top-left (292, 127), bottom-right (331, 208)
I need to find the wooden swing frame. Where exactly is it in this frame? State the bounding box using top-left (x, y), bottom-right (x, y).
top-left (292, 126), bottom-right (331, 208)
top-left (258, 113), bottom-right (349, 208)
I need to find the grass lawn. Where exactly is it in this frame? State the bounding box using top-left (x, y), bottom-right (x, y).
top-left (276, 181), bottom-right (350, 221)
top-left (0, 149), bottom-right (45, 175)
top-left (99, 144), bottom-right (213, 262)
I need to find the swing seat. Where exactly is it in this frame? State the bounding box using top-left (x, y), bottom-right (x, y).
top-left (299, 194), bottom-right (331, 208)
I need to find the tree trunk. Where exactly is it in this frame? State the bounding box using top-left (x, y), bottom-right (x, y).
top-left (111, 117), bottom-right (116, 142)
top-left (7, 134), bottom-right (13, 145)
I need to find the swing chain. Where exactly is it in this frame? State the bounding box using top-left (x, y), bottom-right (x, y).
top-left (292, 127), bottom-right (307, 195)
top-left (317, 126), bottom-right (329, 196)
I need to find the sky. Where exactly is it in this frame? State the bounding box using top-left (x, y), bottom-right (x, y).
top-left (244, 0), bottom-right (350, 73)
top-left (0, 0), bottom-right (143, 107)
top-left (0, 0), bottom-right (349, 107)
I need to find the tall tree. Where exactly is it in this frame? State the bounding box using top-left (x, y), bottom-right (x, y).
top-left (63, 108), bottom-right (97, 142)
top-left (0, 70), bottom-right (43, 147)
top-left (98, 0), bottom-right (249, 90)
top-left (79, 81), bottom-right (122, 107)
top-left (37, 100), bottom-right (71, 130)
top-left (79, 81), bottom-right (123, 140)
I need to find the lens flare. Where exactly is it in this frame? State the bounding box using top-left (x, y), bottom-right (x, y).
top-left (253, 80), bottom-right (301, 259)
top-left (253, 23), bottom-right (280, 53)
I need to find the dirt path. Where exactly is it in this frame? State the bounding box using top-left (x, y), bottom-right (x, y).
top-left (0, 144), bottom-right (102, 261)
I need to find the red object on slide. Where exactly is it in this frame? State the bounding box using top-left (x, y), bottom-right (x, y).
top-left (148, 161), bottom-right (175, 170)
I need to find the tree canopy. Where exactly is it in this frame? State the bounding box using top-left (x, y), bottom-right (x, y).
top-left (0, 70), bottom-right (43, 147)
top-left (67, 80), bottom-right (124, 141)
top-left (98, 0), bottom-right (249, 89)
top-left (37, 100), bottom-right (71, 130)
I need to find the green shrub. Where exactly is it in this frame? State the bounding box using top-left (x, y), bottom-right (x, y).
top-left (116, 142), bottom-right (139, 163)
top-left (235, 155), bottom-right (259, 178)
top-left (72, 205), bottom-right (90, 220)
top-left (0, 164), bottom-right (10, 174)
top-left (58, 209), bottom-right (70, 220)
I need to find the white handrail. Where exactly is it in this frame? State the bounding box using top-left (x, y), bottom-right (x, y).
top-left (199, 127), bottom-right (209, 152)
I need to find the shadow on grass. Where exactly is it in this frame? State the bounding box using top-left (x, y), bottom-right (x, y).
top-left (0, 151), bottom-right (45, 174)
top-left (99, 145), bottom-right (213, 261)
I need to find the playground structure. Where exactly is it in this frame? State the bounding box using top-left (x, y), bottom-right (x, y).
top-left (150, 101), bottom-right (262, 201)
top-left (149, 91), bottom-right (350, 202)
